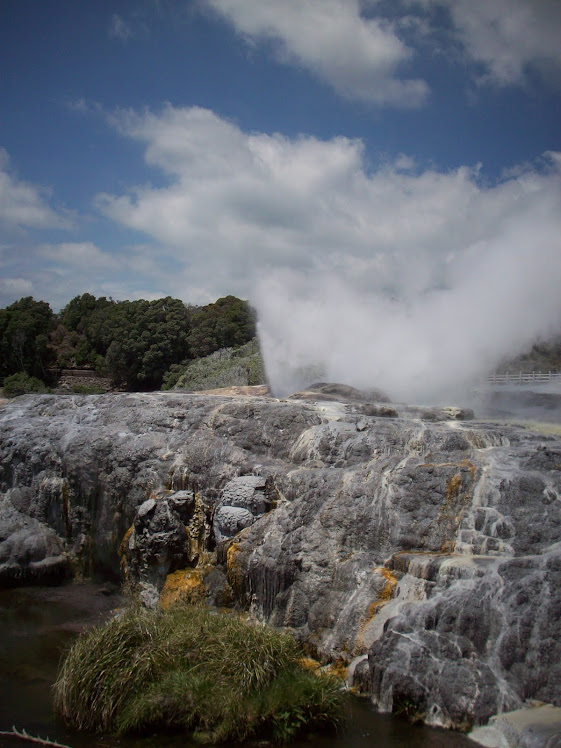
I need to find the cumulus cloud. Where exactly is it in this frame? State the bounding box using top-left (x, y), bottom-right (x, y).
top-left (203, 0), bottom-right (428, 107)
top-left (0, 148), bottom-right (71, 231)
top-left (39, 242), bottom-right (121, 271)
top-left (109, 13), bottom-right (134, 41)
top-left (0, 277), bottom-right (33, 298)
top-left (413, 0), bottom-right (561, 86)
top-left (0, 240), bottom-right (137, 311)
top-left (97, 104), bottom-right (561, 402)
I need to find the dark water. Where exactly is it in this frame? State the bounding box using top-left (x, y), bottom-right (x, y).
top-left (0, 583), bottom-right (473, 748)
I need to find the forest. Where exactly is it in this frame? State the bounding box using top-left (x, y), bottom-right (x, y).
top-left (0, 293), bottom-right (258, 393)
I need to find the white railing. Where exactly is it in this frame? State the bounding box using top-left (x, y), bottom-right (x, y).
top-left (486, 371), bottom-right (561, 384)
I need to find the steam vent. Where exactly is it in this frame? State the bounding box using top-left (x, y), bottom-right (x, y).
top-left (1, 386), bottom-right (561, 744)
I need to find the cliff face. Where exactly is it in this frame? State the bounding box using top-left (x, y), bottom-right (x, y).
top-left (0, 391), bottom-right (560, 731)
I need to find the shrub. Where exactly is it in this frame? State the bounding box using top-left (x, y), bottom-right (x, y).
top-left (167, 338), bottom-right (266, 391)
top-left (2, 372), bottom-right (49, 397)
top-left (53, 604), bottom-right (343, 743)
top-left (71, 384), bottom-right (106, 394)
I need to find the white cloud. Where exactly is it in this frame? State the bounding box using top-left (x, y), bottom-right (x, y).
top-left (39, 242), bottom-right (121, 272)
top-left (0, 278), bottom-right (33, 297)
top-left (0, 241), bottom-right (132, 311)
top-left (204, 0), bottom-right (429, 106)
top-left (109, 13), bottom-right (134, 41)
top-left (0, 148), bottom-right (71, 231)
top-left (413, 0), bottom-right (561, 86)
top-left (97, 105), bottom-right (561, 401)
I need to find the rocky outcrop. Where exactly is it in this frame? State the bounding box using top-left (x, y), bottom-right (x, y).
top-left (0, 389), bottom-right (560, 737)
top-left (0, 494), bottom-right (68, 585)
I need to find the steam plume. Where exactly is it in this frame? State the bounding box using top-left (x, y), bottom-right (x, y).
top-left (255, 156), bottom-right (561, 403)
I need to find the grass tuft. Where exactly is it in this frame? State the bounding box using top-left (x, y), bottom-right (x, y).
top-left (53, 604), bottom-right (343, 743)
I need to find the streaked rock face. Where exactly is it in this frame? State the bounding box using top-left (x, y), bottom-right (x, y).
top-left (0, 390), bottom-right (560, 732)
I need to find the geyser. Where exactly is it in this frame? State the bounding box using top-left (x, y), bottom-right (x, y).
top-left (254, 154), bottom-right (561, 403)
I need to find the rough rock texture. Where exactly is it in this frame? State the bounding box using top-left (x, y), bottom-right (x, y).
top-left (214, 475), bottom-right (277, 543)
top-left (469, 705), bottom-right (561, 748)
top-left (0, 494), bottom-right (68, 585)
top-left (1, 390), bottom-right (560, 736)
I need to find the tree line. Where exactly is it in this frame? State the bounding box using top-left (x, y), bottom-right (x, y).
top-left (0, 293), bottom-right (256, 392)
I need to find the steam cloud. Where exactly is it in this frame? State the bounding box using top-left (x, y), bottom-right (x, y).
top-left (97, 107), bottom-right (561, 404)
top-left (255, 158), bottom-right (561, 403)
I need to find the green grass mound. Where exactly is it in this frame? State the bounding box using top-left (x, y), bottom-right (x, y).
top-left (53, 604), bottom-right (343, 743)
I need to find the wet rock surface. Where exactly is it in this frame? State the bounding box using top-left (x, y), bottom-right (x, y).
top-left (0, 390), bottom-right (560, 737)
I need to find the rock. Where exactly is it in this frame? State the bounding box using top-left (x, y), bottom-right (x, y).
top-left (289, 382), bottom-right (391, 403)
top-left (124, 495), bottom-right (189, 589)
top-left (122, 489), bottom-right (213, 590)
top-left (443, 406), bottom-right (475, 420)
top-left (137, 581), bottom-right (160, 609)
top-left (0, 391), bottom-right (560, 735)
top-left (214, 506), bottom-right (255, 543)
top-left (420, 406), bottom-right (474, 421)
top-left (469, 704), bottom-right (561, 748)
top-left (159, 568), bottom-right (205, 608)
top-left (358, 403), bottom-right (398, 418)
top-left (213, 475), bottom-right (276, 544)
top-left (0, 495), bottom-right (68, 585)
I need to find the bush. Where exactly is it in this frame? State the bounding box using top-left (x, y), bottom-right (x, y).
top-left (53, 604), bottom-right (343, 743)
top-left (166, 338), bottom-right (266, 391)
top-left (2, 372), bottom-right (49, 397)
top-left (71, 384), bottom-right (106, 394)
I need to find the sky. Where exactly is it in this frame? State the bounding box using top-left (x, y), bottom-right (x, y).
top-left (1, 0), bottom-right (561, 399)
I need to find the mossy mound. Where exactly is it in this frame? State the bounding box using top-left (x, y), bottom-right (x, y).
top-left (53, 604), bottom-right (343, 743)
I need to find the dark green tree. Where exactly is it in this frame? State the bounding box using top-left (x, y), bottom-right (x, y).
top-left (0, 297), bottom-right (55, 382)
top-left (100, 297), bottom-right (193, 389)
top-left (188, 296), bottom-right (256, 358)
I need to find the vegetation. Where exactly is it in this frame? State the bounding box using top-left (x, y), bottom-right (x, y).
top-left (497, 337), bottom-right (561, 374)
top-left (0, 297), bottom-right (55, 383)
top-left (2, 372), bottom-right (50, 397)
top-left (163, 338), bottom-right (266, 391)
top-left (53, 604), bottom-right (343, 743)
top-left (0, 293), bottom-right (258, 392)
top-left (70, 383), bottom-right (106, 395)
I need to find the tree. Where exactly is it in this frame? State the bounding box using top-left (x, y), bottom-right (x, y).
top-left (0, 297), bottom-right (55, 382)
top-left (101, 297), bottom-right (193, 389)
top-left (188, 296), bottom-right (256, 358)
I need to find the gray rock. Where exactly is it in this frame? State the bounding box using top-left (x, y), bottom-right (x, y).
top-left (289, 382), bottom-right (390, 403)
top-left (213, 474), bottom-right (277, 544)
top-left (0, 494), bottom-right (68, 585)
top-left (124, 493), bottom-right (191, 589)
top-left (214, 505), bottom-right (254, 543)
top-left (469, 705), bottom-right (561, 748)
top-left (0, 391), bottom-right (560, 736)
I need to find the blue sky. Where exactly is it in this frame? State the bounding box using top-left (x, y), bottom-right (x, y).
top-left (1, 0), bottom-right (561, 398)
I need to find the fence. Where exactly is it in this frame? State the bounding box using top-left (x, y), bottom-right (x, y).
top-left (486, 371), bottom-right (561, 384)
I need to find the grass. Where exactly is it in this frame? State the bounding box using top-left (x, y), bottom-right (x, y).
top-left (70, 384), bottom-right (106, 394)
top-left (53, 604), bottom-right (343, 743)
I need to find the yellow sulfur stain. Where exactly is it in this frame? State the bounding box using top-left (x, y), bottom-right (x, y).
top-left (322, 659), bottom-right (349, 682)
top-left (118, 525), bottom-right (134, 578)
top-left (298, 657), bottom-right (321, 672)
top-left (160, 568), bottom-right (204, 609)
top-left (355, 567), bottom-right (398, 653)
top-left (226, 540), bottom-right (247, 594)
top-left (446, 472), bottom-right (462, 501)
